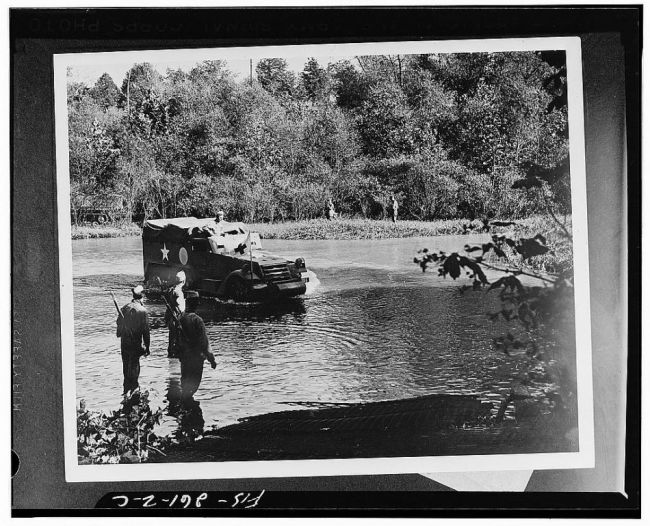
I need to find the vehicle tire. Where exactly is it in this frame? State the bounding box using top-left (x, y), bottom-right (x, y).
top-left (226, 276), bottom-right (249, 302)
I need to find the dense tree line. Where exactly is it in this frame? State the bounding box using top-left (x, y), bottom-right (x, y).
top-left (67, 52), bottom-right (570, 224)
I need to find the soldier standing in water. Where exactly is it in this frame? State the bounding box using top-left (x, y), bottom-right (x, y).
top-left (115, 285), bottom-right (150, 397)
top-left (163, 291), bottom-right (217, 402)
top-left (166, 270), bottom-right (186, 358)
top-left (176, 311), bottom-right (217, 402)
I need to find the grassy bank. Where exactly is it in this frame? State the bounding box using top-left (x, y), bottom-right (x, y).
top-left (71, 218), bottom-right (483, 241)
top-left (250, 218), bottom-right (483, 240)
top-left (72, 223), bottom-right (142, 240)
top-left (70, 215), bottom-right (571, 245)
top-left (253, 216), bottom-right (569, 241)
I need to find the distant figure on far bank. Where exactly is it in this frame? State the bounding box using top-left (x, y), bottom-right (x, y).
top-left (116, 285), bottom-right (150, 397)
top-left (176, 310), bottom-right (217, 402)
top-left (391, 194), bottom-right (399, 223)
top-left (327, 198), bottom-right (337, 220)
top-left (166, 270), bottom-right (186, 358)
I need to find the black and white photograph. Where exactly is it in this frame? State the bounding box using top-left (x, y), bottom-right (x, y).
top-left (53, 38), bottom-right (594, 482)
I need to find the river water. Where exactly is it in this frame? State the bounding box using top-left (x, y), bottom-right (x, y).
top-left (73, 234), bottom-right (547, 436)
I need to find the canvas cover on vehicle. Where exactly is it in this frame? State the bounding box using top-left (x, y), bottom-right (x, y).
top-left (142, 217), bottom-right (249, 243)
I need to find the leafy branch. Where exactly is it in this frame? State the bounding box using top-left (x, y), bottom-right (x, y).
top-left (77, 390), bottom-right (170, 464)
top-left (414, 222), bottom-right (577, 427)
top-left (415, 229), bottom-right (558, 286)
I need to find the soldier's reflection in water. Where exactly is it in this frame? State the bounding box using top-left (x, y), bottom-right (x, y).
top-left (166, 376), bottom-right (182, 414)
top-left (163, 296), bottom-right (217, 443)
top-left (166, 376), bottom-right (205, 443)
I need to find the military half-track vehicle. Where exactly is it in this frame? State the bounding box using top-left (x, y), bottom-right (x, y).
top-left (142, 217), bottom-right (308, 302)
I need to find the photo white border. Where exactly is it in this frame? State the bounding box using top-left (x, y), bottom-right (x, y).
top-left (55, 37), bottom-right (594, 482)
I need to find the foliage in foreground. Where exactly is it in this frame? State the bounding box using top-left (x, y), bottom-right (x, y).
top-left (77, 391), bottom-right (169, 464)
top-left (414, 217), bottom-right (577, 426)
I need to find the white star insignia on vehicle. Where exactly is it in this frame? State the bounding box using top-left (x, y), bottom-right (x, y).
top-left (161, 243), bottom-right (170, 261)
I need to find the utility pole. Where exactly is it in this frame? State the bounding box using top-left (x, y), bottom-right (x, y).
top-left (126, 68), bottom-right (131, 121)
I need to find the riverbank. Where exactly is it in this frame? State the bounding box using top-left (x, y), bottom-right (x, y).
top-left (253, 218), bottom-right (482, 239)
top-left (72, 216), bottom-right (567, 241)
top-left (71, 218), bottom-right (479, 240)
top-left (71, 223), bottom-right (142, 239)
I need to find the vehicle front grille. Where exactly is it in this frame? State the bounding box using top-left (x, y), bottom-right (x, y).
top-left (261, 263), bottom-right (296, 284)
